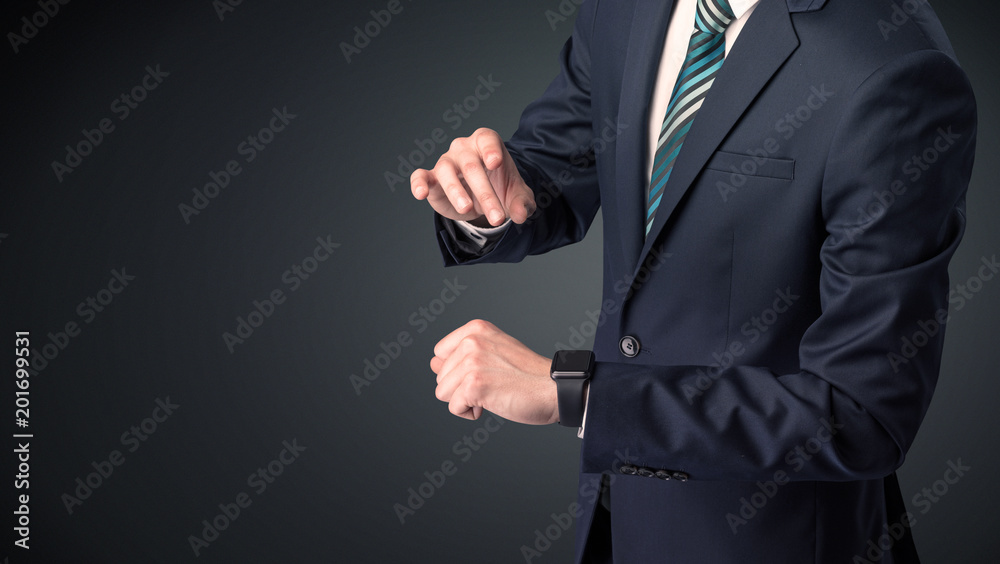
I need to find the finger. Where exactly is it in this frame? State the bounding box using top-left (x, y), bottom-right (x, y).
top-left (433, 319), bottom-right (495, 360)
top-left (450, 374), bottom-right (488, 421)
top-left (507, 183), bottom-right (537, 224)
top-left (434, 361), bottom-right (465, 403)
top-left (435, 339), bottom-right (473, 393)
top-left (447, 384), bottom-right (481, 420)
top-left (433, 158), bottom-right (475, 215)
top-left (455, 152), bottom-right (505, 225)
top-left (430, 355), bottom-right (445, 376)
top-left (410, 169), bottom-right (433, 200)
top-left (474, 129), bottom-right (506, 171)
top-left (450, 403), bottom-right (477, 420)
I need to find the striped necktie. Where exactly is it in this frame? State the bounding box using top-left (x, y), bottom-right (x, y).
top-left (646, 0), bottom-right (736, 235)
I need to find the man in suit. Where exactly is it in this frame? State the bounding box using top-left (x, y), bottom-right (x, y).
top-left (411, 0), bottom-right (976, 561)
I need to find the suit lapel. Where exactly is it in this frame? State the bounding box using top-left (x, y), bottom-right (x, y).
top-left (633, 0), bottom-right (800, 274)
top-left (614, 0), bottom-right (677, 272)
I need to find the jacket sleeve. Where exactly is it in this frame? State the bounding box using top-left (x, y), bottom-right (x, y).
top-left (435, 0), bottom-right (603, 267)
top-left (581, 50), bottom-right (977, 482)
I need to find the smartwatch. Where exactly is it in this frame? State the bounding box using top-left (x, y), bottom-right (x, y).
top-left (550, 350), bottom-right (595, 427)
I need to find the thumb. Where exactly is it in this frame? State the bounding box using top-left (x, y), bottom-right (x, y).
top-left (506, 178), bottom-right (536, 224)
top-left (476, 130), bottom-right (535, 224)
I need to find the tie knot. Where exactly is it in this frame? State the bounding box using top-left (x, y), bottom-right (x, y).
top-left (695, 0), bottom-right (735, 34)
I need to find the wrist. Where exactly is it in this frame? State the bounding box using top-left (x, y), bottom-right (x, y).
top-left (547, 378), bottom-right (560, 425)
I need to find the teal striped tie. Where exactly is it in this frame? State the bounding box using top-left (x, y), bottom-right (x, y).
top-left (646, 0), bottom-right (736, 235)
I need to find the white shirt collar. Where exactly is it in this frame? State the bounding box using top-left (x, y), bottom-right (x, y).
top-left (729, 0), bottom-right (761, 21)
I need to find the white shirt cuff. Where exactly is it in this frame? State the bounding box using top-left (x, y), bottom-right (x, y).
top-left (453, 218), bottom-right (512, 249)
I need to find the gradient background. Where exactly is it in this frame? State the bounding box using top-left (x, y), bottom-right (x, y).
top-left (1, 0), bottom-right (997, 562)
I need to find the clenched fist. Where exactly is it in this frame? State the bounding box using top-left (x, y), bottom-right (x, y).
top-left (432, 320), bottom-right (557, 425)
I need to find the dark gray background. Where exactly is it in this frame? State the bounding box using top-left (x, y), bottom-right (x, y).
top-left (1, 0), bottom-right (996, 562)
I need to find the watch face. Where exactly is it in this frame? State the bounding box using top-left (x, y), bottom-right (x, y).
top-left (552, 350), bottom-right (594, 377)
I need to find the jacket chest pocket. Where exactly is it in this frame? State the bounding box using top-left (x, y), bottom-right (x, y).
top-left (703, 149), bottom-right (795, 203)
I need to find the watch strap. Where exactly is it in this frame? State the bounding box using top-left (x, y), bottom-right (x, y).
top-left (555, 377), bottom-right (588, 427)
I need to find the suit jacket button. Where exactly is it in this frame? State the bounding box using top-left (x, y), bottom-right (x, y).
top-left (671, 471), bottom-right (689, 482)
top-left (619, 464), bottom-right (638, 475)
top-left (637, 467), bottom-right (655, 478)
top-left (619, 336), bottom-right (640, 358)
top-left (654, 470), bottom-right (672, 480)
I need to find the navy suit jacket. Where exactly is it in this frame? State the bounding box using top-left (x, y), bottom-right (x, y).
top-left (434, 0), bottom-right (977, 561)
